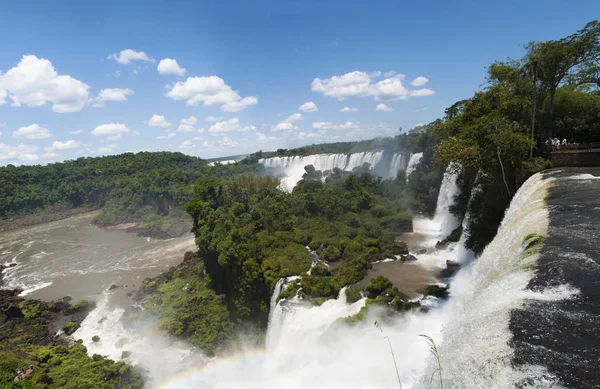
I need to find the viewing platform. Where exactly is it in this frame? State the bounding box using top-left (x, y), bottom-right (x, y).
top-left (541, 143), bottom-right (600, 167)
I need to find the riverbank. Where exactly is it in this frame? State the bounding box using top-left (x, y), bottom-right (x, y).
top-left (0, 206), bottom-right (97, 234)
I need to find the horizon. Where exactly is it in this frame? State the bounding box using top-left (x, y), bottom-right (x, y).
top-left (1, 0), bottom-right (598, 164)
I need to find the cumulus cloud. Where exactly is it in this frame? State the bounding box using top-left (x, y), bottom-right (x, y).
top-left (40, 152), bottom-right (59, 159)
top-left (411, 76), bottom-right (429, 87)
top-left (91, 123), bottom-right (130, 140)
top-left (376, 103), bottom-right (393, 112)
top-left (311, 71), bottom-right (434, 102)
top-left (0, 143), bottom-right (38, 162)
top-left (178, 116), bottom-right (204, 133)
top-left (273, 113), bottom-right (302, 132)
top-left (209, 118), bottom-right (256, 134)
top-left (97, 144), bottom-right (117, 154)
top-left (156, 135), bottom-right (166, 140)
top-left (339, 106), bottom-right (359, 112)
top-left (167, 132), bottom-right (176, 139)
top-left (97, 88), bottom-right (134, 102)
top-left (45, 140), bottom-right (82, 151)
top-left (108, 49), bottom-right (154, 65)
top-left (13, 124), bottom-right (52, 140)
top-left (69, 129), bottom-right (84, 135)
top-left (148, 114), bottom-right (171, 128)
top-left (298, 101), bottom-right (318, 112)
top-left (410, 88), bottom-right (435, 97)
top-left (157, 58), bottom-right (186, 76)
top-left (165, 76), bottom-right (258, 112)
top-left (312, 121), bottom-right (359, 130)
top-left (384, 71), bottom-right (396, 77)
top-left (205, 116), bottom-right (223, 122)
top-left (0, 55), bottom-right (90, 113)
top-left (221, 96), bottom-right (258, 112)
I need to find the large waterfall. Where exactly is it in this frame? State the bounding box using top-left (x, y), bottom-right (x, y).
top-left (158, 170), bottom-right (585, 389)
top-left (259, 151), bottom-right (420, 191)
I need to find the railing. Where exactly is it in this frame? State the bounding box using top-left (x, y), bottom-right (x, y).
top-left (541, 142), bottom-right (600, 154)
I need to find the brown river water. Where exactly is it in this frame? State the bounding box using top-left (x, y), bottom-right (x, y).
top-left (0, 212), bottom-right (195, 301)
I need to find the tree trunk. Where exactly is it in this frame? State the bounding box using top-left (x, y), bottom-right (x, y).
top-left (495, 125), bottom-right (512, 198)
top-left (530, 86), bottom-right (537, 159)
top-left (548, 87), bottom-right (557, 138)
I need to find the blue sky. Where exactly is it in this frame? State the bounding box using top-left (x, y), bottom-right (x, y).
top-left (0, 0), bottom-right (597, 164)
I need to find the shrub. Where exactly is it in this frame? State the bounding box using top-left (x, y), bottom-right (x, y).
top-left (365, 276), bottom-right (392, 299)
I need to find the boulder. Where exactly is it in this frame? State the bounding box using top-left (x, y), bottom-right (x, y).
top-left (439, 260), bottom-right (461, 279)
top-left (92, 335), bottom-right (100, 342)
top-left (400, 254), bottom-right (418, 262)
top-left (416, 248), bottom-right (427, 255)
top-left (108, 284), bottom-right (119, 291)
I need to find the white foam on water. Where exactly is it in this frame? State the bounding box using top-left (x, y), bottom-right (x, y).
top-left (18, 281), bottom-right (53, 296)
top-left (74, 290), bottom-right (205, 387)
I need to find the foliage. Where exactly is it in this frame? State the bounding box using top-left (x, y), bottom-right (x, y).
top-left (420, 334), bottom-right (444, 389)
top-left (424, 285), bottom-right (449, 299)
top-left (364, 276), bottom-right (393, 299)
top-left (0, 293), bottom-right (143, 389)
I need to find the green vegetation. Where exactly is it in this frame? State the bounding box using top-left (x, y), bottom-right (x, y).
top-left (0, 292), bottom-right (143, 389)
top-left (0, 152), bottom-right (263, 237)
top-left (406, 20), bottom-right (600, 253)
top-left (137, 166), bottom-right (413, 353)
top-left (435, 226), bottom-right (463, 249)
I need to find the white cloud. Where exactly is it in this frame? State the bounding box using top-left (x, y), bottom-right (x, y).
top-left (13, 124), bottom-right (52, 139)
top-left (97, 144), bottom-right (117, 154)
top-left (91, 123), bottom-right (130, 141)
top-left (156, 135), bottom-right (166, 140)
top-left (410, 88), bottom-right (435, 97)
top-left (0, 55), bottom-right (90, 113)
top-left (97, 88), bottom-right (134, 102)
top-left (165, 76), bottom-right (258, 112)
top-left (273, 113), bottom-right (302, 132)
top-left (376, 103), bottom-right (393, 112)
top-left (167, 132), bottom-right (176, 139)
top-left (339, 106), bottom-right (359, 112)
top-left (312, 121), bottom-right (359, 130)
top-left (46, 140), bottom-right (82, 151)
top-left (384, 71), bottom-right (396, 77)
top-left (221, 96), bottom-right (258, 112)
top-left (69, 129), bottom-right (84, 135)
top-left (148, 114), bottom-right (171, 128)
top-left (298, 101), bottom-right (318, 112)
top-left (0, 143), bottom-right (39, 162)
top-left (40, 152), bottom-right (59, 159)
top-left (177, 116), bottom-right (199, 132)
top-left (179, 139), bottom-right (194, 149)
top-left (416, 107), bottom-right (428, 112)
top-left (205, 116), bottom-right (223, 122)
top-left (157, 58), bottom-right (186, 76)
top-left (209, 118), bottom-right (256, 134)
top-left (0, 122), bottom-right (5, 127)
top-left (108, 49), bottom-right (154, 65)
top-left (411, 76), bottom-right (429, 87)
top-left (312, 70), bottom-right (433, 102)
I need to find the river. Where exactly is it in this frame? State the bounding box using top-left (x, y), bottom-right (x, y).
top-left (0, 212), bottom-right (195, 301)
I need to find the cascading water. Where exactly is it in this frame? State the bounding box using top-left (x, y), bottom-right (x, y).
top-left (406, 152), bottom-right (423, 176)
top-left (134, 171), bottom-right (583, 389)
top-left (259, 151), bottom-right (414, 191)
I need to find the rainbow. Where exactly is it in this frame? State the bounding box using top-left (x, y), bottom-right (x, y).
top-left (153, 346), bottom-right (268, 389)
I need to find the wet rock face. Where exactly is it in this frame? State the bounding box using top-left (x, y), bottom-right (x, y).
top-left (510, 168), bottom-right (600, 388)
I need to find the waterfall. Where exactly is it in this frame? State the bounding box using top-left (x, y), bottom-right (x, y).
top-left (406, 152), bottom-right (423, 176)
top-left (160, 172), bottom-right (581, 389)
top-left (419, 172), bottom-right (579, 388)
top-left (259, 151), bottom-right (413, 190)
